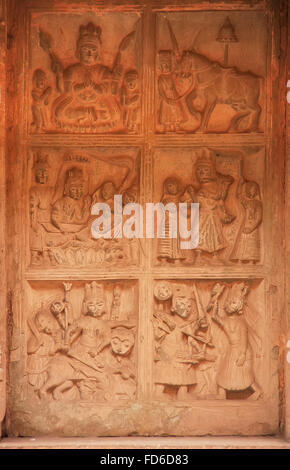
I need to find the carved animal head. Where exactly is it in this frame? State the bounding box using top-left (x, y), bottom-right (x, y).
top-left (111, 326), bottom-right (135, 357)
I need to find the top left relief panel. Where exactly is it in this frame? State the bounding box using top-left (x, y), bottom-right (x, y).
top-left (28, 10), bottom-right (143, 135)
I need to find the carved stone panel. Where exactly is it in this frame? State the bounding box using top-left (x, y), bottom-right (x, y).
top-left (23, 280), bottom-right (138, 403)
top-left (155, 11), bottom-right (266, 134)
top-left (27, 147), bottom-right (141, 269)
top-left (152, 279), bottom-right (265, 401)
top-left (29, 11), bottom-right (142, 134)
top-left (6, 0), bottom-right (284, 438)
top-left (153, 147), bottom-right (264, 266)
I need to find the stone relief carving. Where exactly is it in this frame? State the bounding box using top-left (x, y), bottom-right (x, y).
top-left (156, 15), bottom-right (265, 134)
top-left (27, 281), bottom-right (137, 401)
top-left (154, 147), bottom-right (264, 266)
top-left (30, 16), bottom-right (141, 134)
top-left (152, 280), bottom-right (263, 400)
top-left (28, 148), bottom-right (140, 268)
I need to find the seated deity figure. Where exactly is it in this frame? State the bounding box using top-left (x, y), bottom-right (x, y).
top-left (51, 167), bottom-right (91, 235)
top-left (51, 22), bottom-right (122, 132)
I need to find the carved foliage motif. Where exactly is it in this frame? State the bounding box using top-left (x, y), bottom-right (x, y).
top-left (156, 12), bottom-right (266, 134)
top-left (30, 13), bottom-right (142, 134)
top-left (153, 279), bottom-right (264, 400)
top-left (26, 281), bottom-right (138, 402)
top-left (28, 148), bottom-right (140, 268)
top-left (154, 147), bottom-right (264, 266)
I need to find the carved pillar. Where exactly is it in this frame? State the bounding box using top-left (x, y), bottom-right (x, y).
top-left (0, 0), bottom-right (6, 437)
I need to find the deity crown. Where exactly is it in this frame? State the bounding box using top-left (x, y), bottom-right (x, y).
top-left (78, 22), bottom-right (102, 46)
top-left (84, 281), bottom-right (104, 301)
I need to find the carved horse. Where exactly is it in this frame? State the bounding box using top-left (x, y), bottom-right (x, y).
top-left (183, 50), bottom-right (263, 133)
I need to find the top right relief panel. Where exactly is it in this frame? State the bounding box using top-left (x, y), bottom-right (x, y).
top-left (155, 11), bottom-right (267, 134)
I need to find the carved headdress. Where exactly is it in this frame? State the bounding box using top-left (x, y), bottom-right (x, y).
top-left (77, 22), bottom-right (102, 50)
top-left (82, 282), bottom-right (106, 316)
top-left (33, 151), bottom-right (50, 170)
top-left (194, 148), bottom-right (217, 180)
top-left (84, 281), bottom-right (104, 301)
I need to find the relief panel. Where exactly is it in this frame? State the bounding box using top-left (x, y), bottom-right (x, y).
top-left (27, 147), bottom-right (141, 268)
top-left (155, 11), bottom-right (266, 134)
top-left (153, 146), bottom-right (264, 266)
top-left (25, 280), bottom-right (138, 402)
top-left (29, 11), bottom-right (142, 134)
top-left (152, 279), bottom-right (265, 401)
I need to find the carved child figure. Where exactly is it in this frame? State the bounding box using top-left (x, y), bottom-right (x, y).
top-left (157, 50), bottom-right (185, 133)
top-left (29, 152), bottom-right (55, 266)
top-left (120, 70), bottom-right (140, 133)
top-left (157, 177), bottom-right (185, 264)
top-left (31, 69), bottom-right (52, 132)
top-left (230, 179), bottom-right (263, 264)
top-left (209, 282), bottom-right (262, 400)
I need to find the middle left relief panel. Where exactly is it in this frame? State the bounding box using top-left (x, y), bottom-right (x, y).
top-left (26, 146), bottom-right (141, 269)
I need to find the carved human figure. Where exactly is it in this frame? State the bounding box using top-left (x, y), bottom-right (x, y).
top-left (157, 50), bottom-right (186, 132)
top-left (27, 311), bottom-right (58, 392)
top-left (107, 326), bottom-right (136, 400)
top-left (51, 167), bottom-right (91, 234)
top-left (120, 70), bottom-right (140, 133)
top-left (186, 149), bottom-right (235, 264)
top-left (230, 178), bottom-right (262, 264)
top-left (29, 152), bottom-right (55, 265)
top-left (208, 282), bottom-right (262, 399)
top-left (51, 22), bottom-right (122, 132)
top-left (31, 69), bottom-right (52, 132)
top-left (154, 283), bottom-right (199, 400)
top-left (157, 177), bottom-right (185, 264)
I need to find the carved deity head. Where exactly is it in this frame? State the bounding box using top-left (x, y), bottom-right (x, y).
top-left (35, 311), bottom-right (54, 335)
top-left (84, 299), bottom-right (106, 317)
top-left (76, 22), bottom-right (102, 65)
top-left (158, 50), bottom-right (173, 73)
top-left (83, 282), bottom-right (106, 317)
top-left (111, 327), bottom-right (135, 357)
top-left (64, 167), bottom-right (85, 200)
top-left (124, 70), bottom-right (138, 90)
top-left (33, 69), bottom-right (46, 89)
top-left (33, 152), bottom-right (50, 184)
top-left (164, 177), bottom-right (180, 196)
top-left (195, 150), bottom-right (217, 183)
top-left (224, 282), bottom-right (249, 316)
